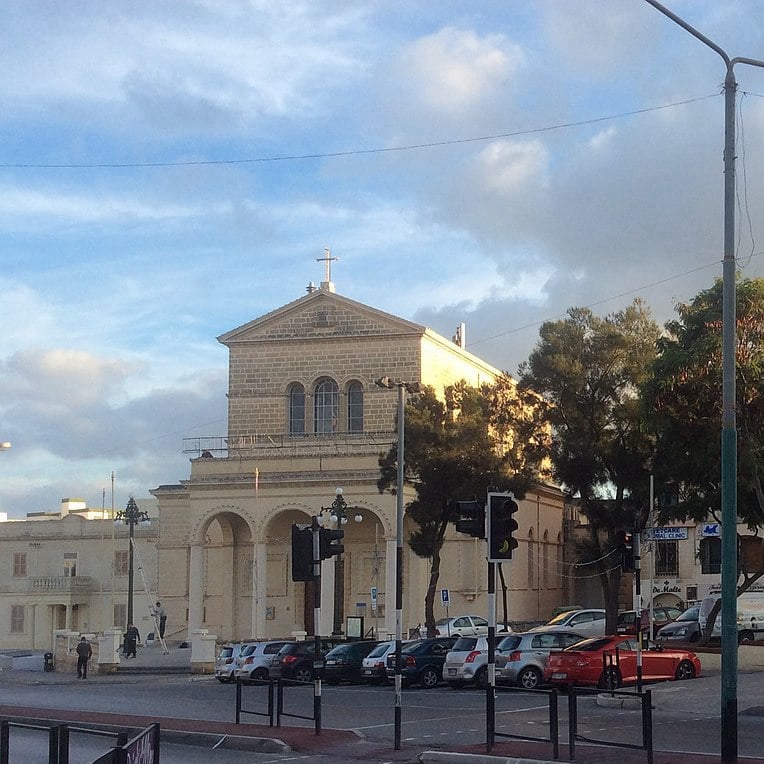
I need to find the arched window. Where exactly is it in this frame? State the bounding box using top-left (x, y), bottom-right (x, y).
top-left (288, 383), bottom-right (305, 435)
top-left (700, 537), bottom-right (722, 574)
top-left (347, 382), bottom-right (364, 433)
top-left (314, 378), bottom-right (339, 434)
top-left (542, 530), bottom-right (550, 589)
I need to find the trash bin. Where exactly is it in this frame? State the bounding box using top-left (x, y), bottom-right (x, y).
top-left (43, 652), bottom-right (55, 672)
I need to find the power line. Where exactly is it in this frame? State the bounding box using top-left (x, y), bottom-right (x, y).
top-left (0, 94), bottom-right (719, 170)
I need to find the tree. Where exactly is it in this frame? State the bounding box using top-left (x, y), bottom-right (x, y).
top-left (644, 277), bottom-right (764, 638)
top-left (377, 378), bottom-right (550, 637)
top-left (519, 300), bottom-right (661, 632)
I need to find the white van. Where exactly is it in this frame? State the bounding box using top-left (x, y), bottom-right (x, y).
top-left (699, 590), bottom-right (764, 642)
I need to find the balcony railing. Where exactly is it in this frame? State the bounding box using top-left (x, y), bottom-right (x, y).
top-left (29, 576), bottom-right (97, 593)
top-left (183, 431), bottom-right (397, 457)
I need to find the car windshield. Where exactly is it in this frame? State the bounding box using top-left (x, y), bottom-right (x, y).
top-left (241, 645), bottom-right (257, 656)
top-left (497, 635), bottom-right (521, 651)
top-left (563, 637), bottom-right (613, 652)
top-left (367, 641), bottom-right (393, 658)
top-left (546, 610), bottom-right (577, 626)
top-left (327, 644), bottom-right (351, 656)
top-left (452, 637), bottom-right (478, 651)
top-left (676, 606), bottom-right (700, 621)
top-left (617, 612), bottom-right (636, 624)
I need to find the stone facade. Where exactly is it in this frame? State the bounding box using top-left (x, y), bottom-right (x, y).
top-left (151, 283), bottom-right (572, 642)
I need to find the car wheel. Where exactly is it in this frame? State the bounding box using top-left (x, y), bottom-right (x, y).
top-left (251, 668), bottom-right (268, 681)
top-left (420, 667), bottom-right (440, 689)
top-left (675, 660), bottom-right (696, 680)
top-left (598, 667), bottom-right (622, 690)
top-left (474, 668), bottom-right (488, 690)
top-left (294, 666), bottom-right (313, 683)
top-left (739, 630), bottom-right (755, 645)
top-left (216, 676), bottom-right (227, 683)
top-left (518, 666), bottom-right (542, 690)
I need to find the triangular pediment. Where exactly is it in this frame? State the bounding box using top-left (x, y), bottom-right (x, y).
top-left (218, 289), bottom-right (426, 345)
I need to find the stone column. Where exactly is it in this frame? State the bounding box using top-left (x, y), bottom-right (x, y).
top-left (190, 628), bottom-right (217, 674)
top-left (251, 542), bottom-right (267, 639)
top-left (188, 544), bottom-right (204, 632)
top-left (98, 629), bottom-right (122, 674)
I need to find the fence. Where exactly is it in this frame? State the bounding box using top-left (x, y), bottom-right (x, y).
top-left (235, 677), bottom-right (320, 734)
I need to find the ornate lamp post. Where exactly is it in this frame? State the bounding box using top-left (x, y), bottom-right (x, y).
top-left (114, 497), bottom-right (150, 628)
top-left (320, 488), bottom-right (362, 636)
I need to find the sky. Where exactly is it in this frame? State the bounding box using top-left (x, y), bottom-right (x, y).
top-left (2, 0), bottom-right (764, 519)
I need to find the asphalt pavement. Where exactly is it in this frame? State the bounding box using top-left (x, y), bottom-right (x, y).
top-left (2, 645), bottom-right (764, 764)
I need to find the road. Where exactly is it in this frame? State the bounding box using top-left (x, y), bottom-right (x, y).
top-left (2, 664), bottom-right (764, 761)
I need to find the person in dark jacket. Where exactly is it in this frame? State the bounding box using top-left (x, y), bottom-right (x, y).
top-left (124, 624), bottom-right (140, 658)
top-left (76, 636), bottom-right (92, 679)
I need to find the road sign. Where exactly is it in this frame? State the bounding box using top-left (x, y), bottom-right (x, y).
top-left (371, 586), bottom-right (378, 612)
top-left (441, 588), bottom-right (450, 605)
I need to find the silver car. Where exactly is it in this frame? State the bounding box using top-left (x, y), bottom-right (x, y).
top-left (233, 640), bottom-right (290, 682)
top-left (496, 630), bottom-right (584, 689)
top-left (528, 608), bottom-right (606, 637)
top-left (214, 643), bottom-right (247, 683)
top-left (443, 631), bottom-right (514, 689)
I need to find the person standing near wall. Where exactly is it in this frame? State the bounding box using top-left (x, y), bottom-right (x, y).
top-left (152, 601), bottom-right (167, 639)
top-left (76, 636), bottom-right (92, 679)
top-left (124, 624), bottom-right (140, 658)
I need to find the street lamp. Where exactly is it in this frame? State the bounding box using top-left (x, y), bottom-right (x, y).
top-left (320, 488), bottom-right (362, 636)
top-left (645, 4), bottom-right (764, 760)
top-left (374, 376), bottom-right (421, 750)
top-left (114, 497), bottom-right (150, 629)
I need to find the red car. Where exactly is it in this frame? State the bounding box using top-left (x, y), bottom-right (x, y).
top-left (544, 635), bottom-right (701, 689)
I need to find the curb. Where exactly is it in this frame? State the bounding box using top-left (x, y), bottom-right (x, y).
top-left (595, 692), bottom-right (643, 710)
top-left (419, 753), bottom-right (557, 764)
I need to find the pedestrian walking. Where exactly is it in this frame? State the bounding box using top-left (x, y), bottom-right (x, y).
top-left (76, 636), bottom-right (92, 679)
top-left (124, 624), bottom-right (140, 658)
top-left (152, 601), bottom-right (167, 639)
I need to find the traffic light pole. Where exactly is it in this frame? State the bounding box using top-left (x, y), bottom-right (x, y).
top-left (311, 515), bottom-right (322, 734)
top-left (633, 530), bottom-right (643, 692)
top-left (486, 560), bottom-right (496, 752)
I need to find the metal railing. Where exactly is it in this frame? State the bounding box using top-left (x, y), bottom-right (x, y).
top-left (491, 685), bottom-right (560, 759)
top-left (183, 431), bottom-right (396, 456)
top-left (234, 678), bottom-right (320, 735)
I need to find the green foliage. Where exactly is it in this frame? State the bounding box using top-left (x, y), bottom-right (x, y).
top-left (518, 299), bottom-right (660, 626)
top-left (645, 277), bottom-right (764, 531)
top-left (377, 378), bottom-right (550, 634)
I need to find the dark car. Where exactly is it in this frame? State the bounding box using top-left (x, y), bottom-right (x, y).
top-left (617, 606), bottom-right (684, 639)
top-left (655, 605), bottom-right (702, 644)
top-left (269, 638), bottom-right (346, 683)
top-left (323, 640), bottom-right (379, 685)
top-left (386, 636), bottom-right (457, 689)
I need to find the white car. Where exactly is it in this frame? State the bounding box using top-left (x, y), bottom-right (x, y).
top-left (214, 643), bottom-right (247, 683)
top-left (528, 608), bottom-right (606, 637)
top-left (434, 615), bottom-right (490, 637)
top-left (233, 640), bottom-right (290, 682)
top-left (443, 630), bottom-right (516, 688)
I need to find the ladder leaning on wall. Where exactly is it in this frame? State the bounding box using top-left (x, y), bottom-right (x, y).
top-left (130, 537), bottom-right (170, 655)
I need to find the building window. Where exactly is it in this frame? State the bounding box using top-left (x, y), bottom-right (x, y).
top-left (114, 603), bottom-right (127, 629)
top-left (347, 382), bottom-right (364, 433)
top-left (655, 540), bottom-right (679, 577)
top-left (314, 378), bottom-right (338, 434)
top-left (700, 537), bottom-right (722, 575)
top-left (11, 605), bottom-right (24, 633)
top-left (114, 550), bottom-right (129, 576)
top-left (288, 383), bottom-right (305, 435)
top-left (63, 553), bottom-right (77, 577)
top-left (13, 552), bottom-right (27, 577)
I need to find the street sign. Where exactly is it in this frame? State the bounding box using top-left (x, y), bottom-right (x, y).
top-left (371, 586), bottom-right (377, 612)
top-left (441, 588), bottom-right (450, 605)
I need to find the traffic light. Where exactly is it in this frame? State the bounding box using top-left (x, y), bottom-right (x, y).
top-left (451, 499), bottom-right (485, 538)
top-left (291, 524), bottom-right (316, 582)
top-left (319, 526), bottom-right (345, 559)
top-left (487, 492), bottom-right (519, 562)
top-left (618, 529), bottom-right (635, 571)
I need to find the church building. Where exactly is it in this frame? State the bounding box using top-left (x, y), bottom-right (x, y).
top-left (151, 271), bottom-right (570, 642)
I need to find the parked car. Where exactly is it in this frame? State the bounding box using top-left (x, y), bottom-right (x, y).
top-left (543, 635), bottom-right (701, 689)
top-left (495, 630), bottom-right (585, 689)
top-left (386, 636), bottom-right (458, 688)
top-left (529, 608), bottom-right (606, 637)
top-left (434, 615), bottom-right (490, 637)
top-left (233, 640), bottom-right (289, 682)
top-left (214, 643), bottom-right (247, 683)
top-left (655, 605), bottom-right (702, 644)
top-left (323, 640), bottom-right (379, 685)
top-left (269, 638), bottom-right (346, 683)
top-left (617, 606), bottom-right (683, 639)
top-left (443, 631), bottom-right (515, 689)
top-left (361, 640), bottom-right (396, 684)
